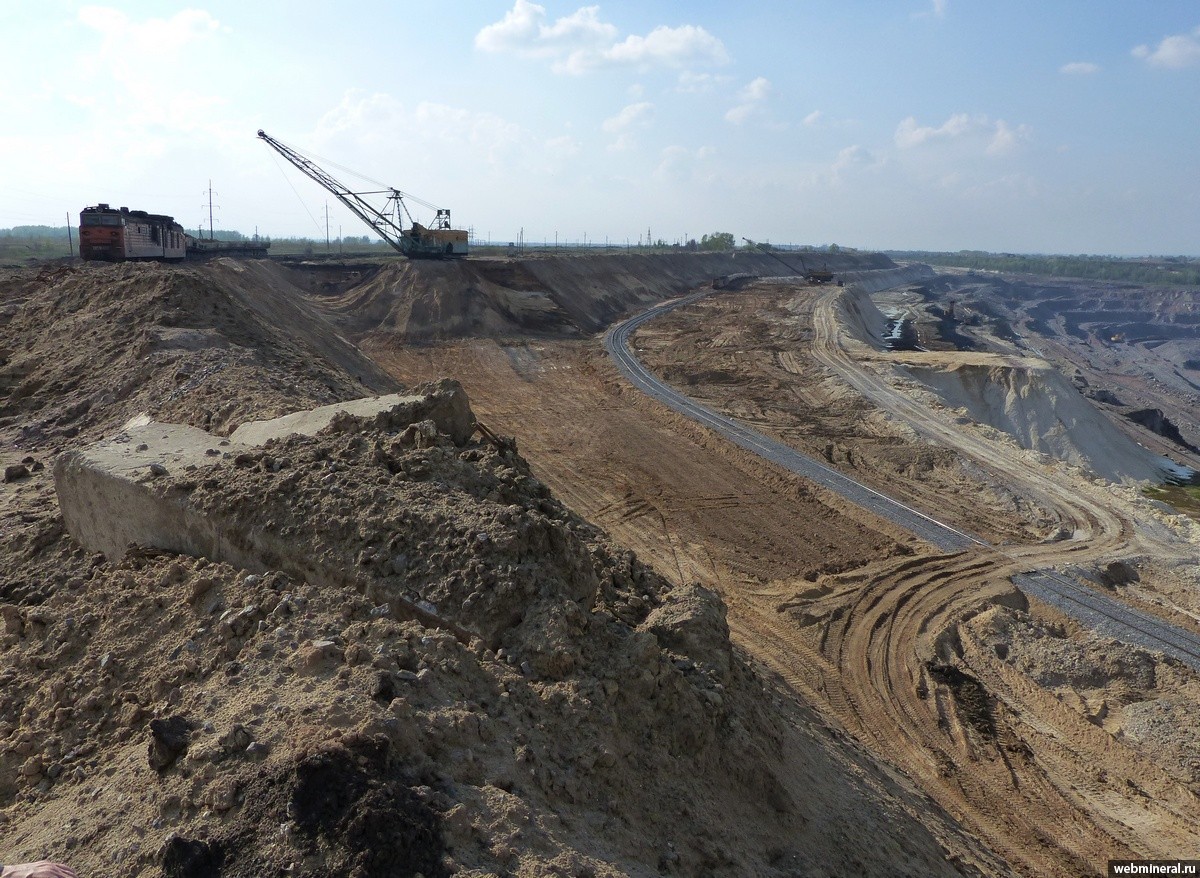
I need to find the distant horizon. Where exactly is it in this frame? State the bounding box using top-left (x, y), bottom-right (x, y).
top-left (2, 3), bottom-right (1197, 256)
top-left (3, 221), bottom-right (1197, 261)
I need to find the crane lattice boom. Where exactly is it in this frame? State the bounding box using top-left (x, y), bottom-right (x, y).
top-left (257, 129), bottom-right (467, 259)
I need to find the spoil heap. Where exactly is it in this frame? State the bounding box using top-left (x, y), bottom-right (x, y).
top-left (0, 262), bottom-right (999, 877)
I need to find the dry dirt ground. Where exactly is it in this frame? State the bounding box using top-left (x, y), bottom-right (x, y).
top-left (5, 254), bottom-right (1200, 877)
top-left (1, 257), bottom-right (1004, 878)
top-left (370, 265), bottom-right (1200, 877)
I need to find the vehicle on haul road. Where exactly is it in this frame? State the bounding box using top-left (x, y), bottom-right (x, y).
top-left (79, 204), bottom-right (188, 261)
top-left (78, 204), bottom-right (271, 262)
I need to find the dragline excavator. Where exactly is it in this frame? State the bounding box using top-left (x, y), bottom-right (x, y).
top-left (257, 129), bottom-right (468, 259)
top-left (741, 238), bottom-right (834, 284)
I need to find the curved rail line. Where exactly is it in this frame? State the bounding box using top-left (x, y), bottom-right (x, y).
top-left (604, 285), bottom-right (1200, 672)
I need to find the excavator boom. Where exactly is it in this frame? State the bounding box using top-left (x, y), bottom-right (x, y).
top-left (257, 129), bottom-right (467, 259)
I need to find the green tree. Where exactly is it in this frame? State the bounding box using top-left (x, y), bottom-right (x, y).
top-left (699, 231), bottom-right (735, 251)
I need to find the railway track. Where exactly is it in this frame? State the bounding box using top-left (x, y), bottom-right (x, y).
top-left (604, 286), bottom-right (1200, 673)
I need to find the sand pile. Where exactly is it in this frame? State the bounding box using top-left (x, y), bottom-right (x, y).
top-left (0, 261), bottom-right (996, 877)
top-left (324, 251), bottom-right (894, 342)
top-left (901, 359), bottom-right (1169, 483)
top-left (0, 261), bottom-right (396, 446)
top-left (1, 404), bottom-right (992, 877)
top-left (965, 603), bottom-right (1200, 789)
top-left (830, 281), bottom-right (1171, 483)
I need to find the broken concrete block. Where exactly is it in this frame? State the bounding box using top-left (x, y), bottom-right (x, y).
top-left (229, 381), bottom-right (474, 447)
top-left (53, 422), bottom-right (255, 562)
top-left (55, 384), bottom-right (477, 563)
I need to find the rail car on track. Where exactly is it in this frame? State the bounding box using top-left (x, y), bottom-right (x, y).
top-left (79, 204), bottom-right (269, 262)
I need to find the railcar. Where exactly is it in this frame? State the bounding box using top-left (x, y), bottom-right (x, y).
top-left (79, 203), bottom-right (188, 261)
top-left (78, 204), bottom-right (270, 262)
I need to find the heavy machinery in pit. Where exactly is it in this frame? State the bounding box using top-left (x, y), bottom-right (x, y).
top-left (257, 129), bottom-right (467, 259)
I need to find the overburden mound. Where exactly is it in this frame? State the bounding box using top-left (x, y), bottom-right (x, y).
top-left (322, 251), bottom-right (892, 341)
top-left (0, 258), bottom-right (997, 877)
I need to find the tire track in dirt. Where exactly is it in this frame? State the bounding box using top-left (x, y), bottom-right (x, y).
top-left (606, 281), bottom-right (1200, 875)
top-left (367, 285), bottom-right (1200, 875)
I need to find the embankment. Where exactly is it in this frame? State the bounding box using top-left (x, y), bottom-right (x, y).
top-left (325, 250), bottom-right (892, 341)
top-left (831, 279), bottom-right (1173, 483)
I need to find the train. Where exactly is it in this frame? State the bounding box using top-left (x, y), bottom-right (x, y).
top-left (78, 203), bottom-right (270, 262)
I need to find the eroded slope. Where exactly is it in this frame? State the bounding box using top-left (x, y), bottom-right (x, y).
top-left (0, 260), bottom-right (1002, 877)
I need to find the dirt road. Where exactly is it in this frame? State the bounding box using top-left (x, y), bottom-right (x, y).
top-left (369, 275), bottom-right (1200, 877)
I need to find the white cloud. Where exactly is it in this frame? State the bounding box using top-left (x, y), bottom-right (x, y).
top-left (740, 76), bottom-right (771, 102)
top-left (912, 0), bottom-right (948, 19)
top-left (1060, 61), bottom-right (1100, 75)
top-left (78, 6), bottom-right (223, 54)
top-left (476, 2), bottom-right (728, 75)
top-left (70, 7), bottom-right (231, 138)
top-left (894, 113), bottom-right (973, 147)
top-left (655, 144), bottom-right (714, 181)
top-left (602, 101), bottom-right (652, 150)
top-left (803, 110), bottom-right (823, 126)
top-left (563, 24), bottom-right (728, 74)
top-left (474, 1), bottom-right (616, 57)
top-left (1133, 26), bottom-right (1200, 69)
top-left (827, 144), bottom-right (885, 184)
top-left (895, 113), bottom-right (1029, 156)
top-left (314, 91), bottom-right (526, 169)
top-left (676, 71), bottom-right (728, 92)
top-left (986, 120), bottom-right (1032, 156)
top-left (602, 101), bottom-right (653, 133)
top-left (545, 134), bottom-right (581, 157)
top-left (725, 76), bottom-right (771, 124)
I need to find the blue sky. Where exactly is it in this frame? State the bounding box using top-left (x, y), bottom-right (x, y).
top-left (2, 1), bottom-right (1197, 254)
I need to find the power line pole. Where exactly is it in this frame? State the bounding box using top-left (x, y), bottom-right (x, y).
top-left (207, 180), bottom-right (216, 240)
top-left (324, 202), bottom-right (331, 252)
top-left (66, 212), bottom-right (74, 259)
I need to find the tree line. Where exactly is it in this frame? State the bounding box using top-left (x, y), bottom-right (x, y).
top-left (892, 251), bottom-right (1200, 287)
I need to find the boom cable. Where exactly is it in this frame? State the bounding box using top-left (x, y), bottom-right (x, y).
top-left (266, 150), bottom-right (325, 236)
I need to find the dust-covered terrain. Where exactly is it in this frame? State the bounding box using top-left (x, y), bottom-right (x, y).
top-left (1, 256), bottom-right (1004, 878)
top-left (372, 258), bottom-right (1200, 876)
top-left (6, 250), bottom-right (1200, 878)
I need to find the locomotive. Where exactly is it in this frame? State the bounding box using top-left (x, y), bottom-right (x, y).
top-left (78, 204), bottom-right (269, 262)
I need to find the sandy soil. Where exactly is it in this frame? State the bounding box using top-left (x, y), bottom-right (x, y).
top-left (1, 258), bottom-right (1003, 878)
top-left (375, 269), bottom-right (1200, 877)
top-left (6, 252), bottom-right (1200, 877)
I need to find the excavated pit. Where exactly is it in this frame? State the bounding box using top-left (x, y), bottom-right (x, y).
top-left (1, 255), bottom-right (1008, 878)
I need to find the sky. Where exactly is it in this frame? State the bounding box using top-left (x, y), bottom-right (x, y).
top-left (2, 1), bottom-right (1198, 255)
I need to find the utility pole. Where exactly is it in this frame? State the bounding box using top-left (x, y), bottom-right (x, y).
top-left (65, 212), bottom-right (74, 259)
top-left (207, 180), bottom-right (216, 240)
top-left (324, 202), bottom-right (331, 252)
top-left (339, 225), bottom-right (342, 256)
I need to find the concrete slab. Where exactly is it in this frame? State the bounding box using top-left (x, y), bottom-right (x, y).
top-left (230, 382), bottom-right (474, 447)
top-left (56, 386), bottom-right (477, 563)
top-left (229, 393), bottom-right (425, 446)
top-left (53, 421), bottom-right (253, 562)
top-left (53, 385), bottom-right (479, 641)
